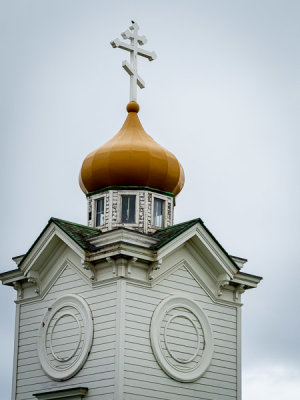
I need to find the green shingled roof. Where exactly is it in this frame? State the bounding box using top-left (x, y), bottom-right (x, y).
top-left (151, 218), bottom-right (239, 269)
top-left (151, 218), bottom-right (202, 249)
top-left (51, 218), bottom-right (99, 252)
top-left (19, 218), bottom-right (99, 267)
top-left (18, 216), bottom-right (238, 270)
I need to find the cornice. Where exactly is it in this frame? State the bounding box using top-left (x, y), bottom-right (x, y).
top-left (0, 268), bottom-right (24, 286)
top-left (89, 227), bottom-right (158, 249)
top-left (232, 271), bottom-right (263, 288)
top-left (87, 241), bottom-right (155, 263)
top-left (86, 185), bottom-right (175, 199)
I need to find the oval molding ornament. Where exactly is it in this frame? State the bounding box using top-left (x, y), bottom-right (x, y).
top-left (150, 295), bottom-right (214, 382)
top-left (38, 294), bottom-right (93, 381)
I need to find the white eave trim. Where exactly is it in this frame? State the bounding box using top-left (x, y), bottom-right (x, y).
top-left (20, 222), bottom-right (86, 276)
top-left (156, 223), bottom-right (239, 278)
top-left (0, 268), bottom-right (25, 286)
top-left (232, 271), bottom-right (263, 289)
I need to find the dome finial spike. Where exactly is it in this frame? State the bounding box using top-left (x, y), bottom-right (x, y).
top-left (110, 22), bottom-right (157, 102)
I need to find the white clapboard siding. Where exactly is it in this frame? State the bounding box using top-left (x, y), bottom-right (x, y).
top-left (124, 383), bottom-right (235, 400)
top-left (127, 284), bottom-right (236, 317)
top-left (124, 265), bottom-right (238, 399)
top-left (16, 263), bottom-right (117, 400)
top-left (125, 360), bottom-right (236, 383)
top-left (19, 292), bottom-right (116, 322)
top-left (125, 347), bottom-right (236, 370)
top-left (18, 359), bottom-right (115, 380)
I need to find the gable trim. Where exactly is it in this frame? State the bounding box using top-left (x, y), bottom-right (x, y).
top-left (151, 258), bottom-right (238, 306)
top-left (40, 258), bottom-right (93, 299)
top-left (19, 218), bottom-right (97, 270)
top-left (153, 219), bottom-right (239, 271)
top-left (155, 224), bottom-right (238, 279)
top-left (21, 224), bottom-right (86, 276)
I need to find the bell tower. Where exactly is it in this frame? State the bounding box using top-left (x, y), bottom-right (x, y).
top-left (0, 22), bottom-right (261, 400)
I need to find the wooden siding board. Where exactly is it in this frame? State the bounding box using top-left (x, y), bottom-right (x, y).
top-left (124, 370), bottom-right (236, 391)
top-left (17, 371), bottom-right (115, 389)
top-left (18, 361), bottom-right (115, 380)
top-left (123, 383), bottom-right (236, 400)
top-left (127, 286), bottom-right (236, 317)
top-left (124, 361), bottom-right (237, 383)
top-left (124, 265), bottom-right (238, 400)
top-left (15, 262), bottom-right (117, 400)
top-left (19, 295), bottom-right (116, 322)
top-left (16, 383), bottom-right (115, 400)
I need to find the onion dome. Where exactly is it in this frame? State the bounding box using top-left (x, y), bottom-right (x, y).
top-left (79, 102), bottom-right (185, 196)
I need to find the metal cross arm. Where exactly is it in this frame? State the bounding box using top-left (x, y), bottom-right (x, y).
top-left (122, 60), bottom-right (145, 89)
top-left (110, 22), bottom-right (157, 102)
top-left (121, 29), bottom-right (147, 45)
top-left (111, 39), bottom-right (157, 61)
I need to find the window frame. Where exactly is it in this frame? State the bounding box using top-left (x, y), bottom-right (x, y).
top-left (151, 194), bottom-right (166, 228)
top-left (118, 191), bottom-right (139, 226)
top-left (93, 195), bottom-right (106, 228)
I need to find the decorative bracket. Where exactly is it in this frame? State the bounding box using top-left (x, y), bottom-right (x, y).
top-left (81, 259), bottom-right (96, 281)
top-left (106, 257), bottom-right (117, 277)
top-left (27, 272), bottom-right (41, 294)
top-left (127, 257), bottom-right (138, 276)
top-left (148, 259), bottom-right (162, 281)
top-left (13, 281), bottom-right (24, 299)
top-left (234, 284), bottom-right (245, 301)
top-left (216, 274), bottom-right (230, 297)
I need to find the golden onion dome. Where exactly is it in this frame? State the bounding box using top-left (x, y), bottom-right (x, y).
top-left (79, 102), bottom-right (185, 196)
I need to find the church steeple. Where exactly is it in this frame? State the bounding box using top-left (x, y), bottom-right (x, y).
top-left (0, 21), bottom-right (262, 400)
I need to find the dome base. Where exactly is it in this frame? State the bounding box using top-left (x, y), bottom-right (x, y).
top-left (86, 187), bottom-right (174, 234)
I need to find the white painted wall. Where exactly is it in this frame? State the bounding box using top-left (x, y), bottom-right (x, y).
top-left (15, 248), bottom-right (117, 400)
top-left (124, 264), bottom-right (238, 400)
top-left (14, 239), bottom-right (241, 400)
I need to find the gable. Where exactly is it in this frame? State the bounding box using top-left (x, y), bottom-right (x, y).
top-left (157, 263), bottom-right (211, 302)
top-left (19, 218), bottom-right (98, 276)
top-left (19, 239), bottom-right (93, 301)
top-left (152, 219), bottom-right (239, 273)
top-left (43, 259), bottom-right (92, 300)
top-left (149, 242), bottom-right (237, 304)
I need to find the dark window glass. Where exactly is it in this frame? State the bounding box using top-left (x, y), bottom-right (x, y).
top-left (121, 195), bottom-right (136, 223)
top-left (96, 198), bottom-right (104, 226)
top-left (153, 198), bottom-right (164, 227)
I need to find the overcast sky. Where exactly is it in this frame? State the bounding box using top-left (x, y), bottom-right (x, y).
top-left (0, 1), bottom-right (299, 399)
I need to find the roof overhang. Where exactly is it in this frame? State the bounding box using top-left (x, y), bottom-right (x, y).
top-left (20, 222), bottom-right (86, 276)
top-left (155, 222), bottom-right (239, 279)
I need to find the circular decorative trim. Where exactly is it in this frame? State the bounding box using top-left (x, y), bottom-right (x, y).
top-left (38, 294), bottom-right (93, 381)
top-left (49, 312), bottom-right (82, 362)
top-left (164, 313), bottom-right (200, 364)
top-left (150, 295), bottom-right (214, 382)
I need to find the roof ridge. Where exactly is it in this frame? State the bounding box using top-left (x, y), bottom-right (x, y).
top-left (154, 218), bottom-right (202, 233)
top-left (152, 218), bottom-right (202, 250)
top-left (50, 217), bottom-right (99, 232)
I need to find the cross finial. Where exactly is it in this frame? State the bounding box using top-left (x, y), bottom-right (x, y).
top-left (111, 22), bottom-right (157, 102)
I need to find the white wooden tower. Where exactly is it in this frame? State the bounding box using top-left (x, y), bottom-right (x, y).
top-left (1, 22), bottom-right (261, 400)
